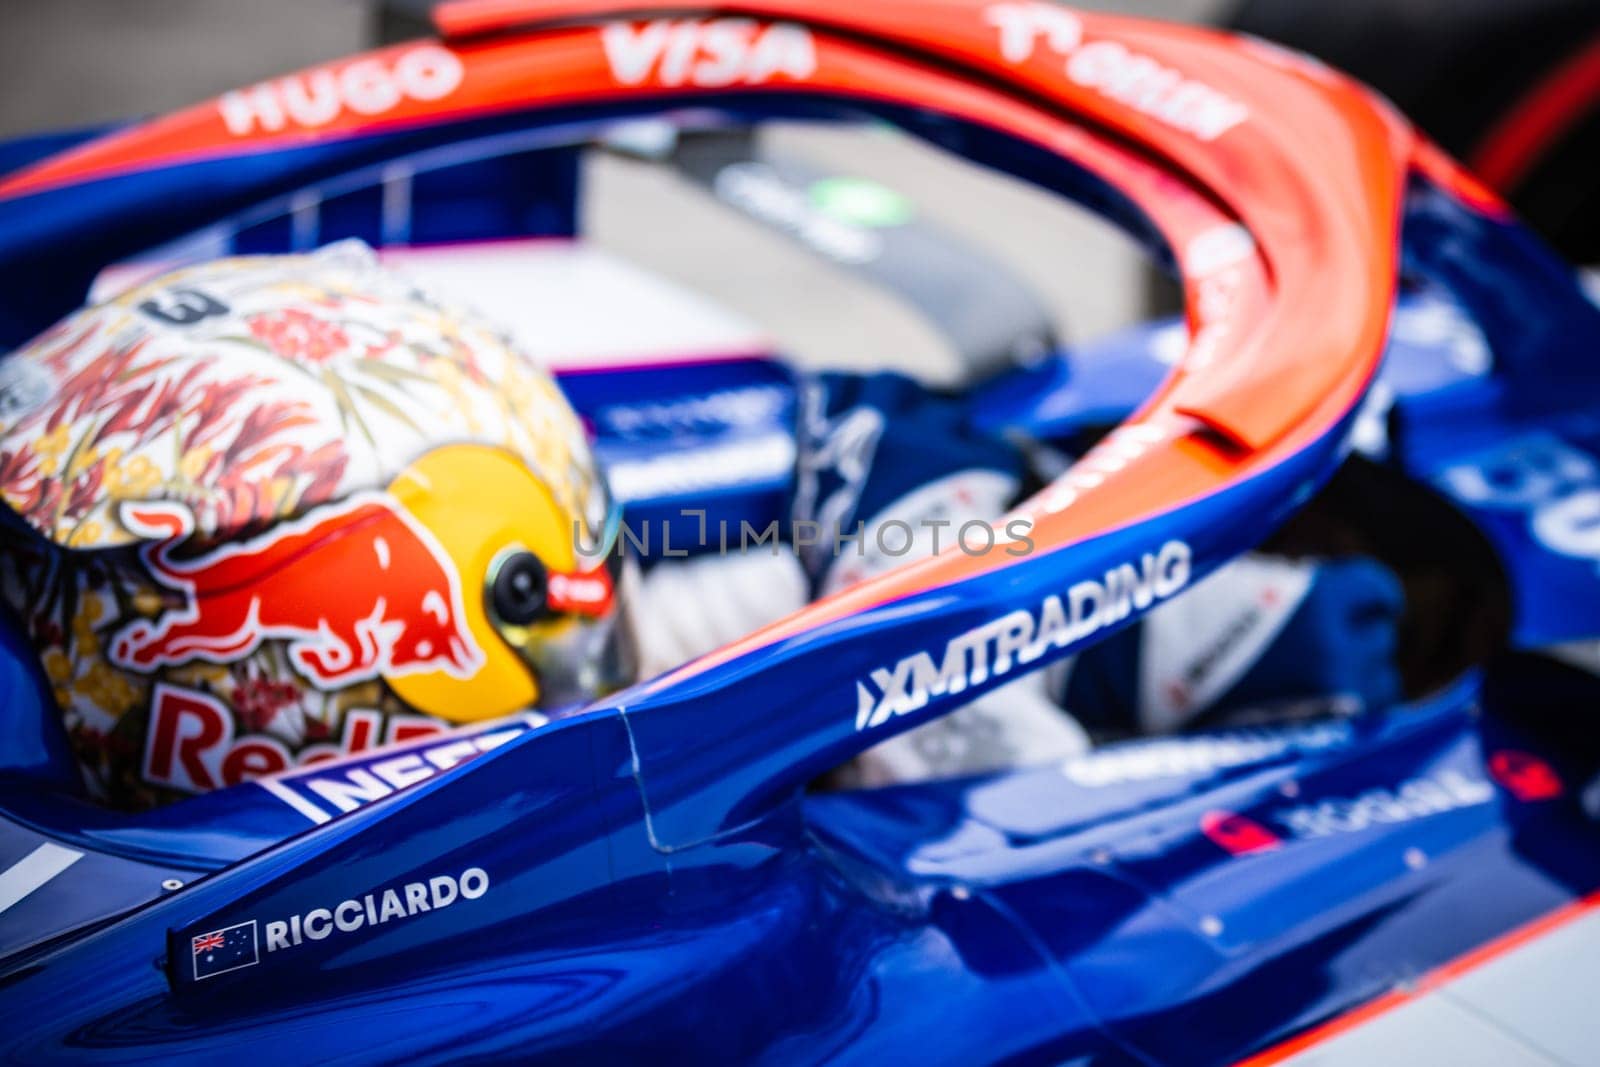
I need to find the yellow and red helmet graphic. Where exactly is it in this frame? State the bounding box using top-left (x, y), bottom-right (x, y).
top-left (0, 246), bottom-right (622, 808)
top-left (110, 442), bottom-right (619, 718)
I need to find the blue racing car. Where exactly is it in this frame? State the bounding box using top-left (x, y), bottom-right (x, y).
top-left (0, 1), bottom-right (1598, 1063)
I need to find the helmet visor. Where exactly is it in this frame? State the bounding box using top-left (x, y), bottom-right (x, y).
top-left (484, 504), bottom-right (638, 709)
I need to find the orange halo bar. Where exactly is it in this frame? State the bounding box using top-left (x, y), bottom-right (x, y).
top-left (0, 0), bottom-right (1421, 659)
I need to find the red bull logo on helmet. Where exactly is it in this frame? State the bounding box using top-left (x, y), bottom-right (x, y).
top-left (110, 493), bottom-right (485, 688)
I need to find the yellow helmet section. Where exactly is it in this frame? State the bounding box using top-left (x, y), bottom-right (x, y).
top-left (385, 443), bottom-right (580, 722)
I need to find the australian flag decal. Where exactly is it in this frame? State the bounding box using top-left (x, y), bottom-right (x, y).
top-left (191, 920), bottom-right (259, 980)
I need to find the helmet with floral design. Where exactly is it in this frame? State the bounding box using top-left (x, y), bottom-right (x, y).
top-left (0, 242), bottom-right (632, 808)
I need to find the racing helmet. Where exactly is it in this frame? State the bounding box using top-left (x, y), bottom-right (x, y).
top-left (0, 242), bottom-right (631, 807)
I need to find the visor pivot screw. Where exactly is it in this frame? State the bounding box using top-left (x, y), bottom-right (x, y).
top-left (492, 551), bottom-right (549, 626)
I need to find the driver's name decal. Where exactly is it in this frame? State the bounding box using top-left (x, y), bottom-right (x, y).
top-left (185, 866), bottom-right (490, 983)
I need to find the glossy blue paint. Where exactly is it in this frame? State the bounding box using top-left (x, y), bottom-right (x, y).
top-left (0, 602), bottom-right (79, 792)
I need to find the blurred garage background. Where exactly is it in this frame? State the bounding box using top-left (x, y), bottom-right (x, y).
top-left (0, 0), bottom-right (1593, 377)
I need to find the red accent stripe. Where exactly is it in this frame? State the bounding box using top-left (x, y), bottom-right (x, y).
top-left (1470, 31), bottom-right (1600, 192)
top-left (1234, 889), bottom-right (1600, 1066)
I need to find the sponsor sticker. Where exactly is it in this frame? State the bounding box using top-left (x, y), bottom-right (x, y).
top-left (1063, 720), bottom-right (1352, 788)
top-left (217, 45), bottom-right (463, 137)
top-left (855, 540), bottom-right (1192, 731)
top-left (1436, 433), bottom-right (1600, 569)
top-left (985, 2), bottom-right (1249, 142)
top-left (256, 716), bottom-right (542, 824)
top-left (601, 19), bottom-right (816, 89)
top-left (1271, 770), bottom-right (1494, 840)
top-left (1199, 753), bottom-right (1562, 855)
top-left (606, 432), bottom-right (796, 501)
top-left (597, 385), bottom-right (791, 438)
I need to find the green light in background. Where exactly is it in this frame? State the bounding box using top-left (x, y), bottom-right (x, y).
top-left (807, 177), bottom-right (914, 228)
